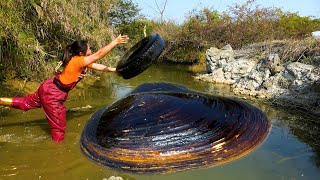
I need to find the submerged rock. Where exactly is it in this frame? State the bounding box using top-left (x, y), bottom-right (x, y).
top-left (80, 83), bottom-right (270, 174)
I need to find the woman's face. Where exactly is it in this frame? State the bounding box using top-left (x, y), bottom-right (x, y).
top-left (85, 44), bottom-right (92, 56)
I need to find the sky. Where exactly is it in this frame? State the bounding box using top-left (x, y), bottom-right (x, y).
top-left (134, 0), bottom-right (320, 23)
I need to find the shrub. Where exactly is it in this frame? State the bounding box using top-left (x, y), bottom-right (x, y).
top-left (155, 0), bottom-right (320, 65)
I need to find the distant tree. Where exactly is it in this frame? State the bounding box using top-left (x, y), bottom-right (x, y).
top-left (108, 0), bottom-right (140, 27)
top-left (154, 0), bottom-right (168, 23)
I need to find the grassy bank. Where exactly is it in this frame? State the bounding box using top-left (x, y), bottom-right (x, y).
top-left (0, 0), bottom-right (117, 82)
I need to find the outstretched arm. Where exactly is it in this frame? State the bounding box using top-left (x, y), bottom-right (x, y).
top-left (84, 34), bottom-right (129, 66)
top-left (90, 63), bottom-right (116, 72)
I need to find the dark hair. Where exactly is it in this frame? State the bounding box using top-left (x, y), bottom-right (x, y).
top-left (61, 40), bottom-right (88, 67)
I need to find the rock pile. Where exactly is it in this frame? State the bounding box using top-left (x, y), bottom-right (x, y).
top-left (196, 44), bottom-right (320, 116)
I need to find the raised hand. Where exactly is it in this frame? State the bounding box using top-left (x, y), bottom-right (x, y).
top-left (114, 34), bottom-right (129, 45)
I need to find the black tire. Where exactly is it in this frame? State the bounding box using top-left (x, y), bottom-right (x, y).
top-left (116, 33), bottom-right (165, 79)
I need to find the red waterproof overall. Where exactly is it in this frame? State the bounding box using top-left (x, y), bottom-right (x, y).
top-left (11, 71), bottom-right (84, 142)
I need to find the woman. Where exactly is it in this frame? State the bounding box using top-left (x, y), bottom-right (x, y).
top-left (0, 34), bottom-right (129, 142)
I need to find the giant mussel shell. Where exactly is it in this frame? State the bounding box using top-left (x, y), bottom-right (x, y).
top-left (80, 83), bottom-right (271, 174)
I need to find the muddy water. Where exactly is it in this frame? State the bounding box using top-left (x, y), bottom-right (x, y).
top-left (0, 64), bottom-right (319, 180)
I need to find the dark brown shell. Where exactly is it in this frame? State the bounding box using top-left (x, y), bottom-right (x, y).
top-left (80, 83), bottom-right (271, 174)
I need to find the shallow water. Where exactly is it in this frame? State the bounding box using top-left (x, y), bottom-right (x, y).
top-left (0, 64), bottom-right (319, 180)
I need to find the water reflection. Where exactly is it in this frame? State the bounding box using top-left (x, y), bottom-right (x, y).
top-left (281, 112), bottom-right (320, 168)
top-left (110, 82), bottom-right (133, 100)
